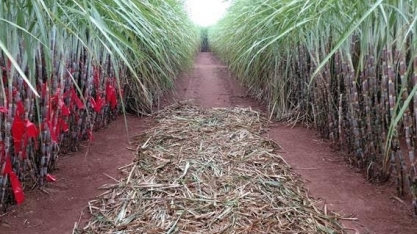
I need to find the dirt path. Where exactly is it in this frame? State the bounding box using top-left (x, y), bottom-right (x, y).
top-left (1, 52), bottom-right (416, 233)
top-left (165, 53), bottom-right (258, 108)
top-left (166, 53), bottom-right (417, 234)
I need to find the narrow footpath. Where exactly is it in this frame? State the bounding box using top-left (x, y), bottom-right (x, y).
top-left (1, 52), bottom-right (416, 234)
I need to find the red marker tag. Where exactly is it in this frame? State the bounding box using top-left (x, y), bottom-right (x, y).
top-left (46, 173), bottom-right (57, 182)
top-left (26, 120), bottom-right (38, 138)
top-left (9, 171), bottom-right (25, 205)
top-left (12, 114), bottom-right (25, 154)
top-left (72, 89), bottom-right (85, 109)
top-left (0, 106), bottom-right (8, 113)
top-left (94, 96), bottom-right (103, 113)
top-left (3, 156), bottom-right (12, 175)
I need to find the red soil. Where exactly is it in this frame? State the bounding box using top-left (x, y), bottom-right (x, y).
top-left (1, 52), bottom-right (416, 234)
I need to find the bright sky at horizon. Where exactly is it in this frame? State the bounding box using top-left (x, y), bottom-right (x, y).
top-left (185, 0), bottom-right (230, 27)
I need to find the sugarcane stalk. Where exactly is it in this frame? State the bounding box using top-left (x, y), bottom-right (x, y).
top-left (410, 55), bottom-right (417, 213)
top-left (362, 58), bottom-right (374, 178)
top-left (386, 45), bottom-right (405, 196)
top-left (347, 53), bottom-right (364, 167)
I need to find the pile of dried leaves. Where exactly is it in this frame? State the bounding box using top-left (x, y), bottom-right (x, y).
top-left (75, 102), bottom-right (346, 233)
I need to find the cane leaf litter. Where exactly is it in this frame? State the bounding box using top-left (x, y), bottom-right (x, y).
top-left (75, 102), bottom-right (346, 233)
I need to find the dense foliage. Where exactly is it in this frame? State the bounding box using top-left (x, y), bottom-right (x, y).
top-left (211, 0), bottom-right (417, 212)
top-left (0, 0), bottom-right (198, 208)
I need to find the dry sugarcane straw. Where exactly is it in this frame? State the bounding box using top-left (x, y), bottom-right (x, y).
top-left (210, 0), bottom-right (417, 213)
top-left (76, 101), bottom-right (347, 233)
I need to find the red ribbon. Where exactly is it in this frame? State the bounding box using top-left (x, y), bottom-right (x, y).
top-left (9, 171), bottom-right (24, 205)
top-left (3, 156), bottom-right (12, 175)
top-left (16, 101), bottom-right (25, 116)
top-left (59, 118), bottom-right (69, 132)
top-left (106, 83), bottom-right (118, 109)
top-left (2, 157), bottom-right (24, 204)
top-left (90, 96), bottom-right (104, 113)
top-left (46, 120), bottom-right (58, 143)
top-left (22, 119), bottom-right (39, 158)
top-left (0, 106), bottom-right (8, 113)
top-left (46, 173), bottom-right (56, 182)
top-left (71, 88), bottom-right (85, 109)
top-left (11, 114), bottom-right (25, 154)
top-left (26, 120), bottom-right (38, 138)
top-left (61, 105), bottom-right (70, 116)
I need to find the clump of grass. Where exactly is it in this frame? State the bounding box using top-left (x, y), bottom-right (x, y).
top-left (210, 0), bottom-right (417, 213)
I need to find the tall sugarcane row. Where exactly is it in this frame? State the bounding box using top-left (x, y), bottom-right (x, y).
top-left (311, 47), bottom-right (417, 210)
top-left (200, 28), bottom-right (210, 52)
top-left (278, 43), bottom-right (417, 212)
top-left (210, 0), bottom-right (417, 213)
top-left (0, 49), bottom-right (123, 210)
top-left (0, 0), bottom-right (198, 211)
top-left (244, 41), bottom-right (417, 212)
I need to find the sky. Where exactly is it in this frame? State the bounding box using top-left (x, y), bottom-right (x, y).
top-left (185, 0), bottom-right (230, 27)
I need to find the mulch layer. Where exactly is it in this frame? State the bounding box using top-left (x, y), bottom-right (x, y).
top-left (75, 101), bottom-right (346, 234)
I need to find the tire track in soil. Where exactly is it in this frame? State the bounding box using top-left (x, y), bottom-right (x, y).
top-left (1, 52), bottom-right (416, 234)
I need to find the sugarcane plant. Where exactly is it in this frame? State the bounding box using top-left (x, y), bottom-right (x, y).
top-left (210, 0), bottom-right (417, 213)
top-left (0, 0), bottom-right (198, 210)
top-left (200, 27), bottom-right (210, 52)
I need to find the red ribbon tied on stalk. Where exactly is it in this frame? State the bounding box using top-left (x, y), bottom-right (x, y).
top-left (59, 118), bottom-right (69, 132)
top-left (16, 101), bottom-right (25, 116)
top-left (46, 120), bottom-right (58, 143)
top-left (11, 112), bottom-right (25, 154)
top-left (24, 119), bottom-right (39, 156)
top-left (46, 173), bottom-right (57, 182)
top-left (61, 105), bottom-right (70, 116)
top-left (51, 89), bottom-right (71, 117)
top-left (9, 171), bottom-right (24, 204)
top-left (3, 157), bottom-right (25, 204)
top-left (3, 156), bottom-right (12, 175)
top-left (0, 106), bottom-right (8, 113)
top-left (90, 96), bottom-right (104, 113)
top-left (26, 120), bottom-right (38, 139)
top-left (106, 83), bottom-right (118, 109)
top-left (71, 88), bottom-right (85, 110)
top-left (12, 102), bottom-right (39, 155)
